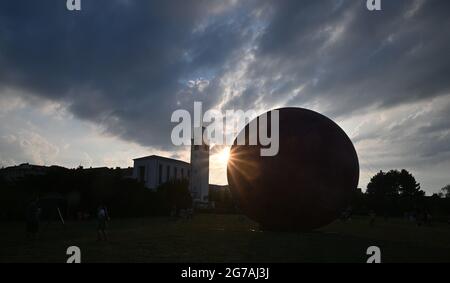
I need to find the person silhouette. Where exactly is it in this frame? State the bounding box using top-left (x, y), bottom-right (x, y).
top-left (97, 203), bottom-right (110, 241)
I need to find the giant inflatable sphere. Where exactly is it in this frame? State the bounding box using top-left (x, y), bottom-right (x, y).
top-left (227, 108), bottom-right (359, 231)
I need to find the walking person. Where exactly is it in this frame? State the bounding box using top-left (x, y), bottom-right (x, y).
top-left (97, 203), bottom-right (110, 241)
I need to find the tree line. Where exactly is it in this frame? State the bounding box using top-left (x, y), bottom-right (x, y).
top-left (351, 169), bottom-right (450, 221)
top-left (0, 166), bottom-right (449, 222)
top-left (0, 166), bottom-right (192, 221)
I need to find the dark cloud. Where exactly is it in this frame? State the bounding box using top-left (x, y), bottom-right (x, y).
top-left (0, 0), bottom-right (250, 149)
top-left (227, 0), bottom-right (450, 117)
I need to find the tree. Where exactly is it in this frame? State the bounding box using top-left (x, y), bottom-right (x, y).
top-left (398, 169), bottom-right (424, 197)
top-left (440, 184), bottom-right (450, 198)
top-left (366, 170), bottom-right (425, 215)
top-left (367, 169), bottom-right (424, 198)
top-left (157, 179), bottom-right (192, 215)
top-left (367, 170), bottom-right (398, 197)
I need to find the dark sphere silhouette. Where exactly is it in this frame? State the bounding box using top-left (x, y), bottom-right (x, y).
top-left (227, 108), bottom-right (359, 231)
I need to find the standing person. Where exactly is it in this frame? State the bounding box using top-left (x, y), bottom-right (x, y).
top-left (97, 203), bottom-right (110, 241)
top-left (26, 197), bottom-right (41, 240)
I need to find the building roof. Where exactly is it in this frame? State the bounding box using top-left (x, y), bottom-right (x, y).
top-left (133, 155), bottom-right (190, 166)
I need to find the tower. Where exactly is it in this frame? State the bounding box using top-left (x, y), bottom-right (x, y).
top-left (189, 127), bottom-right (210, 206)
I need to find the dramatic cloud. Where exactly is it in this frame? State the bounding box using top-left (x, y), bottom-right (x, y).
top-left (0, 0), bottom-right (249, 148)
top-left (0, 0), bottom-right (449, 192)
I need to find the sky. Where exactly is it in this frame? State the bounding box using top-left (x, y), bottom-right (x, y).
top-left (0, 0), bottom-right (449, 194)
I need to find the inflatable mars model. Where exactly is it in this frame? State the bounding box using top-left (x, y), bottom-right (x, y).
top-left (227, 108), bottom-right (359, 231)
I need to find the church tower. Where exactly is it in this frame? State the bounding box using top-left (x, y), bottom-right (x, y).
top-left (189, 127), bottom-right (210, 206)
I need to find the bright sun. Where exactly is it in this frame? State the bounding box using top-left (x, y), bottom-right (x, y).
top-left (218, 147), bottom-right (231, 165)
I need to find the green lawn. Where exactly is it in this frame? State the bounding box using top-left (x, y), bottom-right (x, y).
top-left (1, 214), bottom-right (450, 263)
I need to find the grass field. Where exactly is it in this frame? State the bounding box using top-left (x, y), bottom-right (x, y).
top-left (1, 214), bottom-right (450, 263)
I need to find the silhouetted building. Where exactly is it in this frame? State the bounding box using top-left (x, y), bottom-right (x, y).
top-left (132, 155), bottom-right (191, 190)
top-left (0, 163), bottom-right (49, 181)
top-left (132, 129), bottom-right (211, 206)
top-left (190, 127), bottom-right (210, 206)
